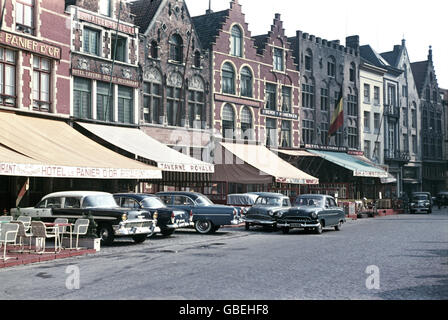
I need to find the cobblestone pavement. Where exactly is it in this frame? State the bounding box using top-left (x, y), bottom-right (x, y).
top-left (0, 207), bottom-right (447, 300)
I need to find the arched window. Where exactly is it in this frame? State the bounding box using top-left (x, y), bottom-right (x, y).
top-left (194, 50), bottom-right (201, 68)
top-left (231, 25), bottom-right (243, 57)
top-left (240, 67), bottom-right (253, 97)
top-left (169, 34), bottom-right (183, 63)
top-left (222, 62), bottom-right (235, 94)
top-left (150, 40), bottom-right (159, 59)
top-left (222, 104), bottom-right (235, 139)
top-left (188, 76), bottom-right (205, 129)
top-left (240, 106), bottom-right (253, 140)
top-left (143, 68), bottom-right (163, 124)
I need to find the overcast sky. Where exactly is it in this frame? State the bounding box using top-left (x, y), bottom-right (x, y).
top-left (186, 0), bottom-right (448, 89)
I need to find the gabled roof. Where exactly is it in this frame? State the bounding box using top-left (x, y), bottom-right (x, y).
top-left (380, 50), bottom-right (400, 67)
top-left (129, 0), bottom-right (164, 33)
top-left (360, 45), bottom-right (402, 76)
top-left (192, 10), bottom-right (229, 49)
top-left (252, 34), bottom-right (269, 54)
top-left (410, 60), bottom-right (429, 97)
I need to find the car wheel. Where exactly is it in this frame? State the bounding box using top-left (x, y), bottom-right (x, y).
top-left (281, 227), bottom-right (290, 234)
top-left (132, 234), bottom-right (147, 244)
top-left (97, 224), bottom-right (114, 245)
top-left (161, 228), bottom-right (175, 237)
top-left (272, 224), bottom-right (278, 231)
top-left (335, 221), bottom-right (343, 231)
top-left (245, 222), bottom-right (250, 231)
top-left (195, 220), bottom-right (214, 234)
top-left (315, 222), bottom-right (323, 235)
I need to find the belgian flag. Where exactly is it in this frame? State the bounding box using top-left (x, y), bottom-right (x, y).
top-left (328, 88), bottom-right (344, 137)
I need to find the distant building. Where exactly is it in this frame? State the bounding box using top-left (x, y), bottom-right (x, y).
top-left (411, 47), bottom-right (445, 194)
top-left (438, 88), bottom-right (448, 191)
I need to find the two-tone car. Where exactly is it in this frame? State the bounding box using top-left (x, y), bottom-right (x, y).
top-left (114, 193), bottom-right (193, 237)
top-left (156, 192), bottom-right (241, 234)
top-left (226, 193), bottom-right (260, 216)
top-left (243, 193), bottom-right (291, 231)
top-left (11, 191), bottom-right (156, 245)
top-left (277, 194), bottom-right (345, 234)
top-left (409, 192), bottom-right (433, 214)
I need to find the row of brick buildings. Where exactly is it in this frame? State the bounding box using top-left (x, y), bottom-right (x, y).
top-left (0, 0), bottom-right (446, 209)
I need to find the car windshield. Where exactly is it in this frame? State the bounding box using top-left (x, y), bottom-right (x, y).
top-left (412, 195), bottom-right (429, 201)
top-left (295, 197), bottom-right (323, 207)
top-left (255, 197), bottom-right (282, 206)
top-left (195, 195), bottom-right (214, 206)
top-left (83, 195), bottom-right (119, 208)
top-left (141, 197), bottom-right (166, 209)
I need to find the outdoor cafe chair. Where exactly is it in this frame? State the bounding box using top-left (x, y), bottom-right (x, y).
top-left (0, 223), bottom-right (19, 261)
top-left (17, 216), bottom-right (32, 232)
top-left (48, 218), bottom-right (69, 249)
top-left (10, 221), bottom-right (33, 253)
top-left (73, 219), bottom-right (89, 250)
top-left (30, 221), bottom-right (60, 254)
top-left (0, 216), bottom-right (13, 222)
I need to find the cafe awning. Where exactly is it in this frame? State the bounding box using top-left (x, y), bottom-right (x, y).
top-left (76, 122), bottom-right (214, 174)
top-left (0, 112), bottom-right (162, 179)
top-left (217, 142), bottom-right (319, 185)
top-left (272, 149), bottom-right (319, 157)
top-left (307, 150), bottom-right (389, 178)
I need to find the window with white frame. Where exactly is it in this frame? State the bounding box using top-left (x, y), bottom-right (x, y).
top-left (83, 27), bottom-right (100, 56)
top-left (118, 86), bottom-right (134, 124)
top-left (73, 77), bottom-right (92, 119)
top-left (282, 86), bottom-right (292, 112)
top-left (16, 0), bottom-right (34, 34)
top-left (274, 48), bottom-right (284, 71)
top-left (266, 83), bottom-right (277, 110)
top-left (96, 81), bottom-right (114, 122)
top-left (281, 120), bottom-right (291, 148)
top-left (222, 63), bottom-right (235, 95)
top-left (99, 0), bottom-right (111, 17)
top-left (240, 106), bottom-right (253, 141)
top-left (32, 56), bottom-right (51, 112)
top-left (0, 48), bottom-right (16, 107)
top-left (222, 104), bottom-right (235, 139)
top-left (231, 25), bottom-right (243, 57)
top-left (111, 35), bottom-right (127, 62)
top-left (240, 67), bottom-right (253, 98)
top-left (143, 81), bottom-right (162, 124)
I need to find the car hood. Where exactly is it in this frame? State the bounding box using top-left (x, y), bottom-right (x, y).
top-left (247, 205), bottom-right (284, 214)
top-left (283, 206), bottom-right (320, 217)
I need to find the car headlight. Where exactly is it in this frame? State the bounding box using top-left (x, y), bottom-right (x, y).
top-left (121, 214), bottom-right (128, 221)
top-left (268, 210), bottom-right (274, 216)
top-left (277, 211), bottom-right (283, 218)
top-left (153, 211), bottom-right (158, 220)
top-left (311, 212), bottom-right (318, 219)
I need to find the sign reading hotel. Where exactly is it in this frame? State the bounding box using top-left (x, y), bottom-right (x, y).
top-left (72, 68), bottom-right (139, 88)
top-left (0, 31), bottom-right (61, 60)
top-left (158, 162), bottom-right (215, 174)
top-left (77, 10), bottom-right (136, 35)
top-left (0, 162), bottom-right (161, 180)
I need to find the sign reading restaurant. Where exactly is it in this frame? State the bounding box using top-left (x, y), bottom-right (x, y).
top-left (260, 108), bottom-right (299, 120)
top-left (0, 30), bottom-right (61, 60)
top-left (72, 68), bottom-right (139, 88)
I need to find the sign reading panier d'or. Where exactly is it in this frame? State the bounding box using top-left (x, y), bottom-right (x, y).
top-left (0, 31), bottom-right (61, 60)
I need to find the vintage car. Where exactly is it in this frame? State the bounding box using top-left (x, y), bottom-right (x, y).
top-left (156, 192), bottom-right (241, 234)
top-left (113, 193), bottom-right (193, 237)
top-left (10, 191), bottom-right (156, 245)
top-left (409, 192), bottom-right (432, 214)
top-left (436, 191), bottom-right (448, 208)
top-left (226, 193), bottom-right (260, 216)
top-left (277, 194), bottom-right (346, 234)
top-left (243, 193), bottom-right (291, 231)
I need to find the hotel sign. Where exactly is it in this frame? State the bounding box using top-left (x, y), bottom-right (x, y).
top-left (77, 11), bottom-right (136, 35)
top-left (0, 31), bottom-right (61, 59)
top-left (261, 108), bottom-right (299, 120)
top-left (304, 144), bottom-right (348, 152)
top-left (72, 68), bottom-right (139, 88)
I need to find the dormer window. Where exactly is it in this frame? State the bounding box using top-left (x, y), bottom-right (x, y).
top-left (231, 25), bottom-right (243, 57)
top-left (274, 48), bottom-right (284, 71)
top-left (16, 0), bottom-right (34, 35)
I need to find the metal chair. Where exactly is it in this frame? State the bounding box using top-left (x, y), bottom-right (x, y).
top-left (73, 219), bottom-right (89, 250)
top-left (16, 216), bottom-right (32, 232)
top-left (0, 216), bottom-right (12, 222)
top-left (50, 218), bottom-right (69, 249)
top-left (0, 223), bottom-right (19, 261)
top-left (30, 221), bottom-right (60, 254)
top-left (10, 221), bottom-right (33, 253)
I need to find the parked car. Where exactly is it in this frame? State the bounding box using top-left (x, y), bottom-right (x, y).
top-left (10, 191), bottom-right (156, 245)
top-left (114, 193), bottom-right (193, 237)
top-left (277, 194), bottom-right (345, 234)
top-left (226, 193), bottom-right (260, 216)
top-left (409, 192), bottom-right (433, 214)
top-left (243, 193), bottom-right (291, 231)
top-left (435, 191), bottom-right (448, 209)
top-left (156, 192), bottom-right (241, 234)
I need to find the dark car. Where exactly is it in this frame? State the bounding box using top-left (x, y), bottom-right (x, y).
top-left (409, 192), bottom-right (432, 214)
top-left (436, 191), bottom-right (448, 209)
top-left (11, 191), bottom-right (156, 245)
top-left (114, 193), bottom-right (193, 237)
top-left (156, 192), bottom-right (241, 234)
top-left (277, 194), bottom-right (346, 234)
top-left (243, 193), bottom-right (291, 231)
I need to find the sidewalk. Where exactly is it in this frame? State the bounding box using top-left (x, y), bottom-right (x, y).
top-left (0, 244), bottom-right (97, 269)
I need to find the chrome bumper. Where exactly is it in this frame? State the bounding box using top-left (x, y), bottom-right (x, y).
top-left (243, 218), bottom-right (275, 225)
top-left (231, 218), bottom-right (242, 225)
top-left (113, 219), bottom-right (156, 236)
top-left (166, 220), bottom-right (195, 229)
top-left (277, 222), bottom-right (320, 228)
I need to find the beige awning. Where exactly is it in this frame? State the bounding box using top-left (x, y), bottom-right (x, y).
top-left (219, 142), bottom-right (319, 185)
top-left (0, 112), bottom-right (162, 179)
top-left (76, 122), bottom-right (214, 174)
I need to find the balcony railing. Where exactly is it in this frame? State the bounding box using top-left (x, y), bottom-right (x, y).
top-left (383, 104), bottom-right (399, 118)
top-left (384, 150), bottom-right (411, 162)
